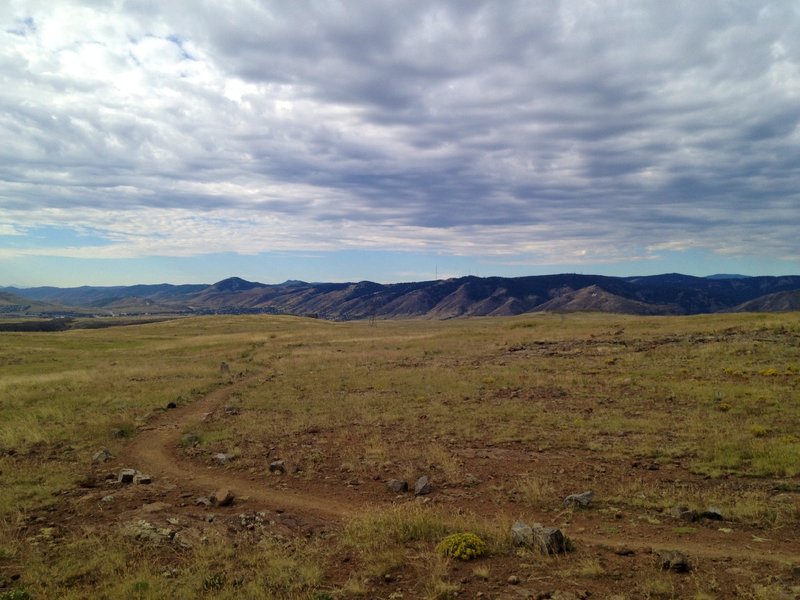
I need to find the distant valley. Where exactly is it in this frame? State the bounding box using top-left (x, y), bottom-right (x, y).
top-left (3, 273), bottom-right (800, 321)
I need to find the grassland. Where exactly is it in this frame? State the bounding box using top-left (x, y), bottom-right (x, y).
top-left (1, 312), bottom-right (799, 599)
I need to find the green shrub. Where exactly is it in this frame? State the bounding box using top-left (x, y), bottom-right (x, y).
top-left (436, 532), bottom-right (487, 561)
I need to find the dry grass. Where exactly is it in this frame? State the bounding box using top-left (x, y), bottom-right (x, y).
top-left (2, 311), bottom-right (800, 597)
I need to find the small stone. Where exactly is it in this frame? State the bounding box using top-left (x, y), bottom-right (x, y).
top-left (173, 528), bottom-right (202, 548)
top-left (214, 453), bottom-right (234, 465)
top-left (511, 521), bottom-right (569, 554)
top-left (92, 448), bottom-right (113, 464)
top-left (511, 521), bottom-right (534, 546)
top-left (121, 519), bottom-right (172, 543)
top-left (387, 479), bottom-right (409, 493)
top-left (700, 507), bottom-right (724, 521)
top-left (658, 550), bottom-right (690, 572)
top-left (508, 575), bottom-right (520, 585)
top-left (269, 460), bottom-right (286, 474)
top-left (533, 525), bottom-right (569, 554)
top-left (133, 473), bottom-right (152, 485)
top-left (101, 495), bottom-right (114, 503)
top-left (166, 401), bottom-right (177, 409)
top-left (118, 468), bottom-right (137, 484)
top-left (414, 476), bottom-right (433, 496)
top-left (211, 488), bottom-right (234, 507)
top-left (670, 506), bottom-right (699, 522)
top-left (563, 490), bottom-right (594, 508)
top-left (110, 428), bottom-right (125, 438)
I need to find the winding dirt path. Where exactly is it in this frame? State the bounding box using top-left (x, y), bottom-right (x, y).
top-left (121, 375), bottom-right (800, 565)
top-left (124, 375), bottom-right (355, 520)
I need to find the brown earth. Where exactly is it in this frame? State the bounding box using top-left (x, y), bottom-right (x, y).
top-left (21, 369), bottom-right (800, 599)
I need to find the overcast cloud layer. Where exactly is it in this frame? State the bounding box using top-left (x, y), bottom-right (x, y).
top-left (1, 1), bottom-right (799, 279)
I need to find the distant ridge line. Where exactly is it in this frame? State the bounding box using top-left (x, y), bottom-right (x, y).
top-left (2, 273), bottom-right (800, 320)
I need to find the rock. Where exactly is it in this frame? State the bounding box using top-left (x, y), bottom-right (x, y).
top-left (214, 453), bottom-right (234, 465)
top-left (195, 497), bottom-right (212, 507)
top-left (658, 550), bottom-right (690, 572)
top-left (533, 525), bottom-right (569, 554)
top-left (511, 521), bottom-right (570, 554)
top-left (670, 506), bottom-right (699, 522)
top-left (92, 448), bottom-right (113, 464)
top-left (239, 511), bottom-right (266, 530)
top-left (121, 519), bottom-right (173, 543)
top-left (701, 507), bottom-right (724, 521)
top-left (141, 501), bottom-right (170, 513)
top-left (166, 401), bottom-right (177, 409)
top-left (173, 527), bottom-right (204, 548)
top-left (110, 428), bottom-right (125, 438)
top-left (269, 460), bottom-right (286, 474)
top-left (614, 546), bottom-right (635, 556)
top-left (210, 488), bottom-right (234, 507)
top-left (508, 574), bottom-right (520, 585)
top-left (118, 468), bottom-right (137, 484)
top-left (101, 495), bottom-right (114, 503)
top-left (563, 490), bottom-right (594, 508)
top-left (386, 479), bottom-right (409, 493)
top-left (133, 473), bottom-right (152, 485)
top-left (181, 433), bottom-right (200, 445)
top-left (414, 476), bottom-right (433, 496)
top-left (223, 406), bottom-right (240, 416)
top-left (511, 521), bottom-right (534, 546)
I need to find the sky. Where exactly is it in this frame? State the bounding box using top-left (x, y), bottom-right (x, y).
top-left (1, 1), bottom-right (799, 287)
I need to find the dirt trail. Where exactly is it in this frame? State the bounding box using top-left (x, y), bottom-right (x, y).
top-left (122, 375), bottom-right (800, 565)
top-left (124, 375), bottom-right (355, 520)
top-left (572, 532), bottom-right (800, 564)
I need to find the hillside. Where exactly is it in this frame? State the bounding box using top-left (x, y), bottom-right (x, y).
top-left (0, 291), bottom-right (68, 315)
top-left (3, 273), bottom-right (800, 320)
top-left (731, 289), bottom-right (800, 312)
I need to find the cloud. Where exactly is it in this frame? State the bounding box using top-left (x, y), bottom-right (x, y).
top-left (1, 0), bottom-right (799, 269)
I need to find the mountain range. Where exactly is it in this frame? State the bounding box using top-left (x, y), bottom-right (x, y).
top-left (3, 273), bottom-right (800, 320)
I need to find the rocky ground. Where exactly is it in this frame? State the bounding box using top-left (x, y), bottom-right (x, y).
top-left (9, 369), bottom-right (799, 599)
